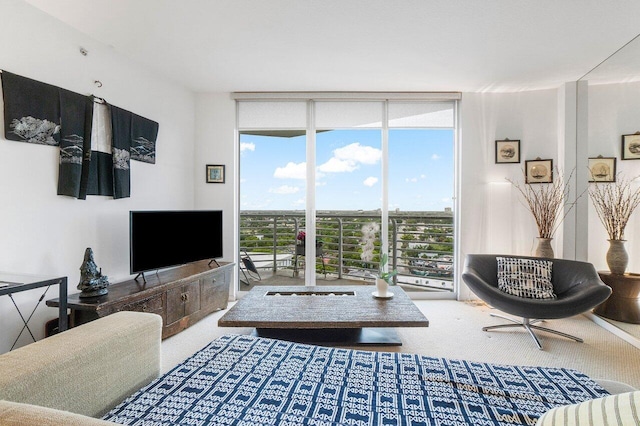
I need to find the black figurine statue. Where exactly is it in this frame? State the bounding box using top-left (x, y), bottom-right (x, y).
top-left (77, 247), bottom-right (110, 298)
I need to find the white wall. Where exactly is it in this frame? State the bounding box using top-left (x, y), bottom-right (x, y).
top-left (587, 81), bottom-right (640, 273)
top-left (459, 89), bottom-right (560, 299)
top-left (0, 0), bottom-right (576, 350)
top-left (0, 0), bottom-right (196, 351)
top-left (194, 93), bottom-right (237, 296)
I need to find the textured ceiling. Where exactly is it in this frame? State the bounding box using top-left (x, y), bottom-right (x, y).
top-left (22, 0), bottom-right (640, 93)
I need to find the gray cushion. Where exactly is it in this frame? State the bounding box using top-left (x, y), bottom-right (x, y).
top-left (497, 256), bottom-right (556, 299)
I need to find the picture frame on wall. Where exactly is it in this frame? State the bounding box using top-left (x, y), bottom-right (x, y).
top-left (622, 133), bottom-right (640, 160)
top-left (588, 156), bottom-right (616, 182)
top-left (206, 164), bottom-right (225, 183)
top-left (495, 139), bottom-right (520, 163)
top-left (525, 158), bottom-right (553, 184)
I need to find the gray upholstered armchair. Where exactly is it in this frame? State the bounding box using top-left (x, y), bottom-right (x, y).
top-left (462, 254), bottom-right (612, 350)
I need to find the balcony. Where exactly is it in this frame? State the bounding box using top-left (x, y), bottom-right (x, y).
top-left (239, 211), bottom-right (454, 293)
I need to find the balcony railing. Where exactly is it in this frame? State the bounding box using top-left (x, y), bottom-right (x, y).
top-left (240, 210), bottom-right (454, 292)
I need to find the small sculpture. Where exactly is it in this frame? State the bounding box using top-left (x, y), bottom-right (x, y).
top-left (77, 247), bottom-right (110, 298)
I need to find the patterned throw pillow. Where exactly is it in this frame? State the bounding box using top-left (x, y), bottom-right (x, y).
top-left (535, 391), bottom-right (640, 425)
top-left (496, 257), bottom-right (556, 299)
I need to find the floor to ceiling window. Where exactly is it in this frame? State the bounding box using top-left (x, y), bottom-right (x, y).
top-left (237, 94), bottom-right (458, 297)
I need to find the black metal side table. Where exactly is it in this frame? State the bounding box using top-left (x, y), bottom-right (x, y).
top-left (0, 272), bottom-right (68, 350)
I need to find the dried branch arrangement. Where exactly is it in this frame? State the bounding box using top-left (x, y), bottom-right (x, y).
top-left (507, 168), bottom-right (578, 239)
top-left (589, 174), bottom-right (640, 240)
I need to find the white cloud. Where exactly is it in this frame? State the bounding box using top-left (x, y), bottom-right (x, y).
top-left (431, 154), bottom-right (441, 160)
top-left (317, 143), bottom-right (381, 173)
top-left (269, 185), bottom-right (300, 194)
top-left (240, 142), bottom-right (255, 152)
top-left (405, 177), bottom-right (418, 183)
top-left (420, 174), bottom-right (426, 179)
top-left (318, 157), bottom-right (358, 173)
top-left (363, 176), bottom-right (378, 187)
top-left (334, 143), bottom-right (381, 164)
top-left (274, 161), bottom-right (307, 179)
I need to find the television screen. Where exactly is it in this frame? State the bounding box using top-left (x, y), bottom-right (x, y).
top-left (130, 210), bottom-right (223, 274)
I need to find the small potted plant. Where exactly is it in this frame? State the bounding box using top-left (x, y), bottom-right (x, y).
top-left (375, 252), bottom-right (398, 297)
top-left (360, 221), bottom-right (397, 297)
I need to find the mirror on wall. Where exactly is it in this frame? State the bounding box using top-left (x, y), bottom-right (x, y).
top-left (578, 33), bottom-right (640, 339)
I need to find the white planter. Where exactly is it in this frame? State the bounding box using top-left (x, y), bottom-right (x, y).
top-left (376, 278), bottom-right (390, 297)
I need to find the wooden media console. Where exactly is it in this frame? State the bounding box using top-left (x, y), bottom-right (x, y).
top-left (47, 260), bottom-right (233, 339)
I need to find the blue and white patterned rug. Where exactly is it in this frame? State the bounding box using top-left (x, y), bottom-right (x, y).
top-left (104, 334), bottom-right (608, 425)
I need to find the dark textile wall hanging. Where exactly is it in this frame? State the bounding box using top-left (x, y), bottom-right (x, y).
top-left (1, 70), bottom-right (159, 200)
top-left (130, 112), bottom-right (158, 164)
top-left (1, 71), bottom-right (61, 145)
top-left (109, 105), bottom-right (132, 199)
top-left (57, 89), bottom-right (94, 199)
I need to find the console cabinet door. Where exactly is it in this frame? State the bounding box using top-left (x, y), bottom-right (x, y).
top-left (200, 270), bottom-right (229, 311)
top-left (166, 281), bottom-right (201, 325)
top-left (166, 286), bottom-right (185, 324)
top-left (183, 280), bottom-right (201, 316)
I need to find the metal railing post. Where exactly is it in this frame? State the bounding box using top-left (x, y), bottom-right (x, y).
top-left (272, 216), bottom-right (277, 273)
top-left (392, 218), bottom-right (398, 285)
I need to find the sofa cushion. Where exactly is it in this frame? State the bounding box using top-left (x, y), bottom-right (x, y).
top-left (497, 256), bottom-right (556, 299)
top-left (0, 400), bottom-right (116, 425)
top-left (536, 391), bottom-right (640, 425)
top-left (0, 311), bottom-right (162, 418)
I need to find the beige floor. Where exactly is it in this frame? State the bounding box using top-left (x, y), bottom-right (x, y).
top-left (602, 317), bottom-right (640, 339)
top-left (162, 299), bottom-right (640, 389)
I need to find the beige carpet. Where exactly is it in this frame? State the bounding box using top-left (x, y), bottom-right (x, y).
top-left (162, 299), bottom-right (640, 389)
top-left (602, 317), bottom-right (640, 339)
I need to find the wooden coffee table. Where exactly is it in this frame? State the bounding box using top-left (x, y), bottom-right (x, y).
top-left (218, 285), bottom-right (429, 345)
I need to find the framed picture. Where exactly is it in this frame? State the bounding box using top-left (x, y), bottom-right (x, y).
top-left (525, 158), bottom-right (553, 184)
top-left (206, 164), bottom-right (225, 183)
top-left (588, 156), bottom-right (616, 182)
top-left (622, 133), bottom-right (640, 160)
top-left (495, 139), bottom-right (520, 163)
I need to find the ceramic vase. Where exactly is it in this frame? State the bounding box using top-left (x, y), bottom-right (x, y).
top-left (535, 237), bottom-right (554, 258)
top-left (376, 278), bottom-right (390, 297)
top-left (606, 239), bottom-right (628, 275)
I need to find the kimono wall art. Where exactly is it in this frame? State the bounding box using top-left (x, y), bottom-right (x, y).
top-left (1, 70), bottom-right (159, 199)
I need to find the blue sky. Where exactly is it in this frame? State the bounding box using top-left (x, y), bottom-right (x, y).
top-left (240, 129), bottom-right (454, 212)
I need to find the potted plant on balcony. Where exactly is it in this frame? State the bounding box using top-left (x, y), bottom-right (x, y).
top-left (295, 230), bottom-right (323, 256)
top-left (589, 173), bottom-right (640, 274)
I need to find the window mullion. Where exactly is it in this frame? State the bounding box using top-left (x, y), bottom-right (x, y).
top-left (305, 100), bottom-right (316, 286)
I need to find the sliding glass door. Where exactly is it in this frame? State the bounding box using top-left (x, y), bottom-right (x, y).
top-left (237, 95), bottom-right (457, 296)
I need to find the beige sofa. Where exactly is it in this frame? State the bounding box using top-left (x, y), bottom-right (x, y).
top-left (0, 311), bottom-right (162, 425)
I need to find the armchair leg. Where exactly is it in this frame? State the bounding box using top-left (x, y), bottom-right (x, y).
top-left (482, 315), bottom-right (583, 350)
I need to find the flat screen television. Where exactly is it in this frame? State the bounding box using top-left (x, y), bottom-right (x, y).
top-left (130, 210), bottom-right (223, 276)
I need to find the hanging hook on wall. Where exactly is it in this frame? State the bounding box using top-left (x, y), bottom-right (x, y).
top-left (94, 80), bottom-right (103, 88)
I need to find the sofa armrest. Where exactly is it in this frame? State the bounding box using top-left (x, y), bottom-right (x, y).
top-left (0, 311), bottom-right (162, 418)
top-left (0, 400), bottom-right (118, 426)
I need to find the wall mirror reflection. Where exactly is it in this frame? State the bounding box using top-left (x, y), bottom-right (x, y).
top-left (579, 33), bottom-right (640, 344)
